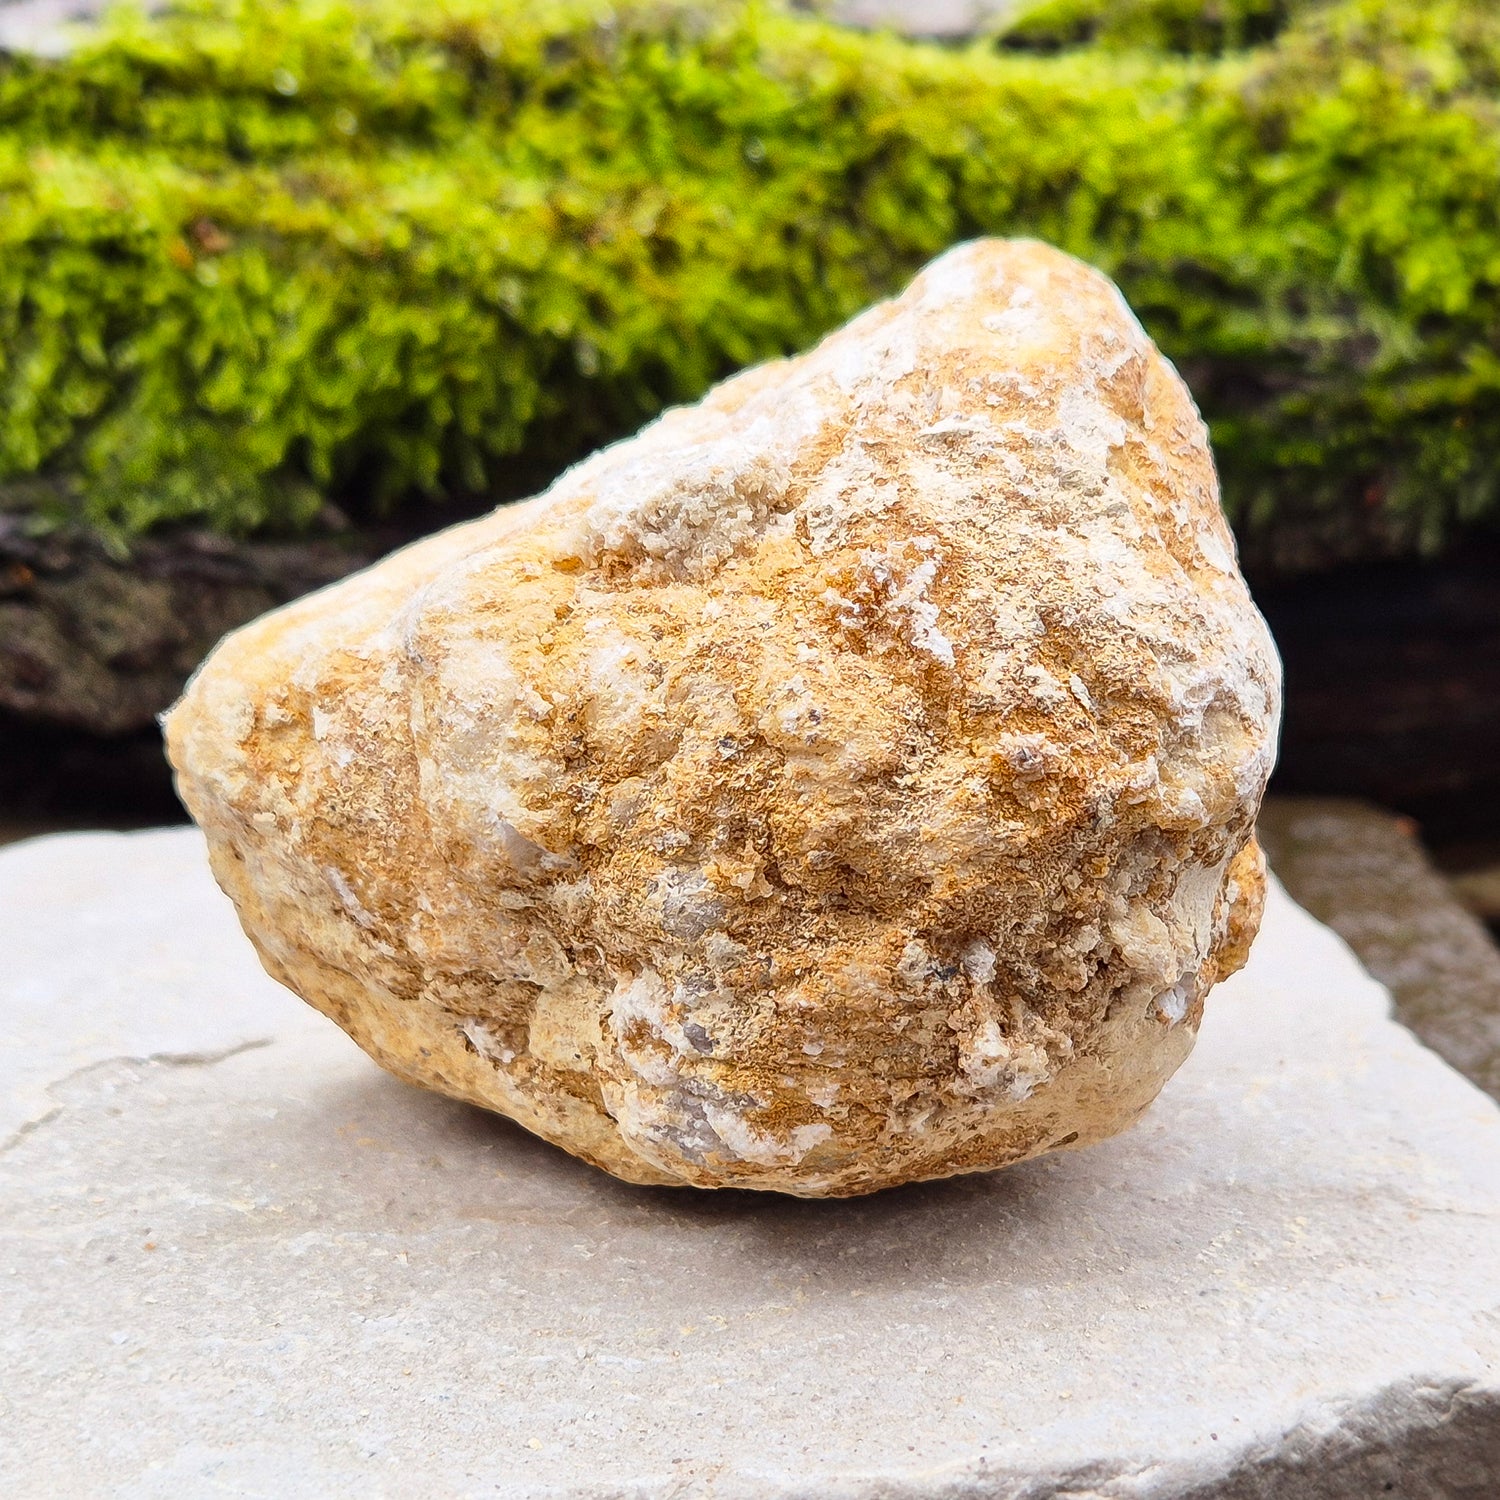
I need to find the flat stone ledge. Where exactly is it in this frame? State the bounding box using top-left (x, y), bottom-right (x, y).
top-left (1259, 796), bottom-right (1500, 1103)
top-left (0, 0), bottom-right (105, 54)
top-left (3, 828), bottom-right (1500, 1498)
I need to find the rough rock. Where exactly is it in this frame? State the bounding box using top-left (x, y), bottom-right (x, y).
top-left (165, 239), bottom-right (1281, 1197)
top-left (835, 0), bottom-right (1017, 39)
top-left (0, 513), bottom-right (374, 737)
top-left (4, 829), bottom-right (1500, 1498)
top-left (1452, 863), bottom-right (1500, 926)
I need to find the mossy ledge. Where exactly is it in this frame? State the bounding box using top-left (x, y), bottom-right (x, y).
top-left (3, 0), bottom-right (1500, 570)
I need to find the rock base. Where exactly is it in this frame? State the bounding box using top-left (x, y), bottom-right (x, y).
top-left (3, 829), bottom-right (1500, 1495)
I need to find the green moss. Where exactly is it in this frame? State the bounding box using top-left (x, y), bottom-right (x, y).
top-left (997, 0), bottom-right (1300, 56)
top-left (2, 0), bottom-right (1499, 568)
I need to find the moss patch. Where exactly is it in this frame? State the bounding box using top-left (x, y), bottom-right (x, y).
top-left (2, 0), bottom-right (1499, 567)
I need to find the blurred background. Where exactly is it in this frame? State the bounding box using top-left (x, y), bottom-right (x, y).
top-left (2, 0), bottom-right (1498, 1002)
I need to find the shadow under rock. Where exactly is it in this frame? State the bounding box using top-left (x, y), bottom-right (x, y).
top-left (318, 1062), bottom-right (1138, 1295)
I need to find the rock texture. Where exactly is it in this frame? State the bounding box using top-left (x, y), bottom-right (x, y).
top-left (0, 513), bottom-right (374, 737)
top-left (165, 239), bottom-right (1281, 1197)
top-left (5, 830), bottom-right (1500, 1498)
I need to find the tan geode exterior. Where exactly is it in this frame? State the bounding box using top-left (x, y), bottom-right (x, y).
top-left (166, 239), bottom-right (1280, 1197)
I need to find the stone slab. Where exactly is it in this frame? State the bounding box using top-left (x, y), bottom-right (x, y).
top-left (1450, 865), bottom-right (1500, 924)
top-left (0, 0), bottom-right (100, 55)
top-left (833, 0), bottom-right (1017, 40)
top-left (0, 0), bottom-right (1010, 54)
top-left (1259, 797), bottom-right (1500, 1103)
top-left (3, 828), bottom-right (1500, 1498)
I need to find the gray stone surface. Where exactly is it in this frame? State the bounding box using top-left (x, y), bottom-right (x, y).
top-left (5, 0), bottom-right (1014, 52)
top-left (1452, 863), bottom-right (1500, 925)
top-left (0, 0), bottom-right (99, 55)
top-left (831, 0), bottom-right (1016, 40)
top-left (1259, 797), bottom-right (1500, 1103)
top-left (3, 828), bottom-right (1500, 1498)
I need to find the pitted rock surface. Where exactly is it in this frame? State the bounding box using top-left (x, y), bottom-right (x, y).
top-left (165, 239), bottom-right (1280, 1196)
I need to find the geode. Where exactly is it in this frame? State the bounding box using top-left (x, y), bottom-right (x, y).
top-left (166, 239), bottom-right (1281, 1197)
